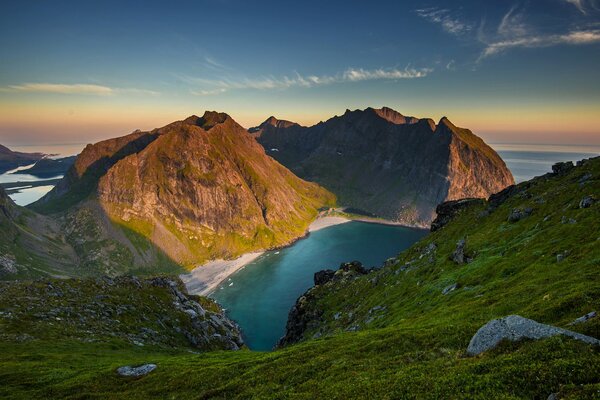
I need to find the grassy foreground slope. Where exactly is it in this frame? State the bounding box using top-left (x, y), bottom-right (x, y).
top-left (1, 158), bottom-right (599, 399)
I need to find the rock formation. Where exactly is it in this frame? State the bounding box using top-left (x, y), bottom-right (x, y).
top-left (467, 315), bottom-right (600, 356)
top-left (251, 107), bottom-right (514, 226)
top-left (31, 112), bottom-right (335, 271)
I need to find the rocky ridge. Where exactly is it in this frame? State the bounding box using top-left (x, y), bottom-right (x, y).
top-left (250, 107), bottom-right (514, 226)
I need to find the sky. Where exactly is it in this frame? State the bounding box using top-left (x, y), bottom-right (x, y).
top-left (1, 0), bottom-right (599, 146)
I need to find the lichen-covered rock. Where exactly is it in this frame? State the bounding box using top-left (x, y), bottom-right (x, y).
top-left (579, 195), bottom-right (595, 208)
top-left (467, 315), bottom-right (600, 356)
top-left (117, 364), bottom-right (157, 377)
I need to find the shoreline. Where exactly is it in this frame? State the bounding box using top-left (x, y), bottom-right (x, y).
top-left (181, 214), bottom-right (420, 297)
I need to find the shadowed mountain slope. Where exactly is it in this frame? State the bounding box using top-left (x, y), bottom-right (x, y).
top-left (251, 107), bottom-right (514, 226)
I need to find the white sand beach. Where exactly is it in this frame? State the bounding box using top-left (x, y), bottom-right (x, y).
top-left (180, 251), bottom-right (265, 296)
top-left (181, 215), bottom-right (352, 296)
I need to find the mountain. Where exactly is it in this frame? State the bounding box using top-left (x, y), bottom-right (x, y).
top-left (11, 155), bottom-right (76, 178)
top-left (250, 107), bottom-right (514, 226)
top-left (29, 111), bottom-right (334, 272)
top-left (2, 157), bottom-right (598, 399)
top-left (0, 144), bottom-right (45, 174)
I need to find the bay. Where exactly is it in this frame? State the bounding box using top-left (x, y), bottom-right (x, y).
top-left (211, 221), bottom-right (427, 350)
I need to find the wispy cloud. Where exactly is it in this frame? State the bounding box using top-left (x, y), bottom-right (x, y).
top-left (416, 8), bottom-right (472, 35)
top-left (564, 0), bottom-right (599, 14)
top-left (480, 29), bottom-right (600, 59)
top-left (497, 6), bottom-right (529, 37)
top-left (185, 67), bottom-right (432, 95)
top-left (0, 82), bottom-right (159, 96)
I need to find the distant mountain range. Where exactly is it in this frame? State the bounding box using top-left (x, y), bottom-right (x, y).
top-left (251, 107), bottom-right (514, 226)
top-left (0, 144), bottom-right (46, 174)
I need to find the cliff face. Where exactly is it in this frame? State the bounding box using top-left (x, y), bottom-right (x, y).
top-left (251, 107), bottom-right (514, 226)
top-left (32, 112), bottom-right (334, 271)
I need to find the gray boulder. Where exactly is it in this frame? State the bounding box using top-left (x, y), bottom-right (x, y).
top-left (442, 283), bottom-right (458, 295)
top-left (508, 207), bottom-right (533, 222)
top-left (466, 315), bottom-right (600, 356)
top-left (452, 239), bottom-right (466, 264)
top-left (569, 311), bottom-right (597, 325)
top-left (117, 363), bottom-right (157, 377)
top-left (579, 195), bottom-right (595, 209)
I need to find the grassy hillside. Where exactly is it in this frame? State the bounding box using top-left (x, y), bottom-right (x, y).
top-left (0, 157), bottom-right (598, 399)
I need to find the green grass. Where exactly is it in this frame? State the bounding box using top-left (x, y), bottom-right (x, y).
top-left (1, 157), bottom-right (599, 398)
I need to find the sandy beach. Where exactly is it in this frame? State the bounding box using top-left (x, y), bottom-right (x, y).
top-left (181, 215), bottom-right (352, 296)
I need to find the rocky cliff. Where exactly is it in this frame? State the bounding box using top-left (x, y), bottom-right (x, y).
top-left (251, 107), bottom-right (514, 226)
top-left (30, 112), bottom-right (334, 272)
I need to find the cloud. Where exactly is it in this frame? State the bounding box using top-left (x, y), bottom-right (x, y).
top-left (416, 8), bottom-right (472, 35)
top-left (0, 83), bottom-right (159, 96)
top-left (480, 29), bottom-right (600, 59)
top-left (498, 7), bottom-right (528, 37)
top-left (190, 88), bottom-right (228, 96)
top-left (564, 0), bottom-right (599, 14)
top-left (186, 67), bottom-right (431, 95)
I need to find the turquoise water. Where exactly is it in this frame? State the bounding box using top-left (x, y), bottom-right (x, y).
top-left (211, 221), bottom-right (427, 350)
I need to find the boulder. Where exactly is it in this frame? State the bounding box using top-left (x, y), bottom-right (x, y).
top-left (569, 311), bottom-right (597, 325)
top-left (442, 283), bottom-right (458, 295)
top-left (467, 315), bottom-right (600, 356)
top-left (117, 363), bottom-right (157, 377)
top-left (579, 195), bottom-right (595, 209)
top-left (508, 207), bottom-right (533, 222)
top-left (452, 239), bottom-right (467, 264)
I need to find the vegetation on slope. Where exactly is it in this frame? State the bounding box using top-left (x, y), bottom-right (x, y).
top-left (0, 158), bottom-right (598, 399)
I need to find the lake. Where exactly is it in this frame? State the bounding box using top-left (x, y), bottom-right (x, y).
top-left (211, 221), bottom-right (427, 350)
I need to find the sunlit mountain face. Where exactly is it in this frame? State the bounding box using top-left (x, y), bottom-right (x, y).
top-left (0, 0), bottom-right (599, 146)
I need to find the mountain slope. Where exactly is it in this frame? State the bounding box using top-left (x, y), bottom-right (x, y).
top-left (0, 144), bottom-right (45, 174)
top-left (1, 158), bottom-right (597, 398)
top-left (0, 187), bottom-right (79, 279)
top-left (29, 112), bottom-right (335, 272)
top-left (251, 107), bottom-right (514, 226)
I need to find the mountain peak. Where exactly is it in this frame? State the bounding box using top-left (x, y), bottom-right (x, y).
top-left (249, 116), bottom-right (299, 134)
top-left (184, 111), bottom-right (232, 130)
top-left (343, 107), bottom-right (419, 125)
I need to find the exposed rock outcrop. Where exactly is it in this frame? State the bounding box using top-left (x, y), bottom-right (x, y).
top-left (0, 276), bottom-right (244, 351)
top-left (467, 315), bottom-right (600, 356)
top-left (431, 198), bottom-right (484, 231)
top-left (251, 107), bottom-right (514, 226)
top-left (117, 364), bottom-right (157, 377)
top-left (278, 261), bottom-right (371, 347)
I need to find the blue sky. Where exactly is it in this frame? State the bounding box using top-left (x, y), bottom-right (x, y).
top-left (0, 0), bottom-right (599, 145)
